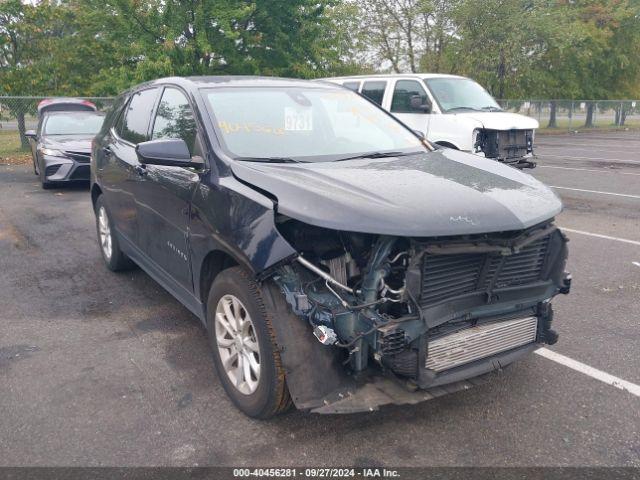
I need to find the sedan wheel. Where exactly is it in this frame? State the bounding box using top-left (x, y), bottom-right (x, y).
top-left (215, 294), bottom-right (261, 395)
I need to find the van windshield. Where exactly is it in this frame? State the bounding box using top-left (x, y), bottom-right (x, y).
top-left (203, 87), bottom-right (427, 162)
top-left (425, 78), bottom-right (502, 113)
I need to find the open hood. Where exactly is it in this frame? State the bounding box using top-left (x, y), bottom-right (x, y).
top-left (454, 111), bottom-right (539, 130)
top-left (230, 148), bottom-right (561, 237)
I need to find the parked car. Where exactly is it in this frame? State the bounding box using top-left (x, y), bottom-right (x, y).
top-left (91, 76), bottom-right (570, 418)
top-left (25, 98), bottom-right (104, 189)
top-left (324, 74), bottom-right (539, 168)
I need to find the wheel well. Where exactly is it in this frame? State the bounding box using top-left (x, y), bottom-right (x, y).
top-left (91, 184), bottom-right (103, 210)
top-left (199, 250), bottom-right (239, 304)
top-left (435, 141), bottom-right (459, 150)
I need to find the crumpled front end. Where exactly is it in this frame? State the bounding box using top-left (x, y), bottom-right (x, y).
top-left (473, 129), bottom-right (536, 168)
top-left (266, 216), bottom-right (570, 413)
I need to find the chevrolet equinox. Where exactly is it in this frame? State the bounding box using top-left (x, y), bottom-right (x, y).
top-left (91, 76), bottom-right (571, 418)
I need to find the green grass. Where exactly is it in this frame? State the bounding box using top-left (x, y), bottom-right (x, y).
top-left (537, 118), bottom-right (640, 134)
top-left (0, 130), bottom-right (31, 164)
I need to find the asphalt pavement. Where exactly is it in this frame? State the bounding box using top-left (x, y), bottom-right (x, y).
top-left (0, 131), bottom-right (638, 467)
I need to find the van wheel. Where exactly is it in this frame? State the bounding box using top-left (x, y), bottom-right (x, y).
top-left (94, 195), bottom-right (134, 271)
top-left (207, 267), bottom-right (292, 418)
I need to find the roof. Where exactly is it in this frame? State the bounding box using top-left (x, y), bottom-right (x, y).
top-left (323, 73), bottom-right (467, 82)
top-left (131, 75), bottom-right (338, 91)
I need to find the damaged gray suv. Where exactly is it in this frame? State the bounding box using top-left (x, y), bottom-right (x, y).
top-left (91, 76), bottom-right (571, 418)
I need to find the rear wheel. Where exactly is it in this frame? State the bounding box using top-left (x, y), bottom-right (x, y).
top-left (94, 195), bottom-right (133, 271)
top-left (207, 267), bottom-right (292, 418)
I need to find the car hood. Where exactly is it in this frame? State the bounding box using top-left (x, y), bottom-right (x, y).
top-left (230, 148), bottom-right (562, 237)
top-left (454, 111), bottom-right (539, 130)
top-left (42, 135), bottom-right (93, 152)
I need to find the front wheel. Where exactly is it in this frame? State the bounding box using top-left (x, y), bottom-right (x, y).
top-left (207, 267), bottom-right (292, 418)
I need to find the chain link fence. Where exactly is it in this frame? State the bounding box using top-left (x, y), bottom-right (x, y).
top-left (497, 99), bottom-right (640, 131)
top-left (0, 96), bottom-right (114, 161)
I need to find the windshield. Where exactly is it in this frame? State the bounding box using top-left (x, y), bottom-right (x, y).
top-left (424, 78), bottom-right (501, 113)
top-left (43, 113), bottom-right (104, 135)
top-left (203, 87), bottom-right (427, 162)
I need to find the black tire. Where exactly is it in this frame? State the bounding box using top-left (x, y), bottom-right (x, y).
top-left (207, 266), bottom-right (292, 419)
top-left (32, 156), bottom-right (38, 175)
top-left (94, 195), bottom-right (134, 271)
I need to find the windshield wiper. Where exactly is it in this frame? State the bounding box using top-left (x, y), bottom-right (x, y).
top-left (480, 106), bottom-right (503, 112)
top-left (234, 156), bottom-right (302, 163)
top-left (333, 151), bottom-right (419, 162)
top-left (446, 106), bottom-right (481, 112)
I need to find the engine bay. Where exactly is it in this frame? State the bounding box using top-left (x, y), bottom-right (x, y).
top-left (271, 215), bottom-right (570, 388)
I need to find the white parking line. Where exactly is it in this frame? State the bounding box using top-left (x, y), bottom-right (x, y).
top-left (560, 227), bottom-right (640, 246)
top-left (542, 154), bottom-right (640, 164)
top-left (550, 186), bottom-right (640, 199)
top-left (538, 144), bottom-right (640, 153)
top-left (539, 165), bottom-right (640, 176)
top-left (535, 348), bottom-right (640, 397)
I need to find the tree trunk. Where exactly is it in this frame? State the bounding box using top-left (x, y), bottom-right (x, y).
top-left (614, 107), bottom-right (620, 126)
top-left (547, 101), bottom-right (557, 128)
top-left (17, 112), bottom-right (29, 149)
top-left (620, 109), bottom-right (627, 126)
top-left (584, 102), bottom-right (595, 128)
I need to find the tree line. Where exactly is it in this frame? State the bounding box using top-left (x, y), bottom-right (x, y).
top-left (1, 0), bottom-right (639, 99)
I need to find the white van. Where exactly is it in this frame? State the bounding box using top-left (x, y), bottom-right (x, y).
top-left (323, 74), bottom-right (538, 168)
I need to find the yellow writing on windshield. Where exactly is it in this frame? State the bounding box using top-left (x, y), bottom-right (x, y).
top-left (218, 121), bottom-right (285, 136)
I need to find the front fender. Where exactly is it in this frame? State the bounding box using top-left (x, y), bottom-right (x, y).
top-left (189, 174), bottom-right (296, 302)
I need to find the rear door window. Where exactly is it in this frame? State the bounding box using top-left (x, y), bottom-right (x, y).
top-left (119, 88), bottom-right (159, 144)
top-left (151, 88), bottom-right (198, 155)
top-left (361, 81), bottom-right (387, 106)
top-left (342, 81), bottom-right (361, 92)
top-left (390, 80), bottom-right (430, 113)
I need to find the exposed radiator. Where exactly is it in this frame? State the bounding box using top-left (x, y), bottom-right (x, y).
top-left (425, 316), bottom-right (538, 372)
top-left (420, 234), bottom-right (550, 306)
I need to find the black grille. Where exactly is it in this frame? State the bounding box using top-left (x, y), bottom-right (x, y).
top-left (70, 165), bottom-right (90, 180)
top-left (64, 151), bottom-right (91, 163)
top-left (421, 235), bottom-right (550, 306)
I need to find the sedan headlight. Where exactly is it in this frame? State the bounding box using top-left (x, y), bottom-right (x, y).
top-left (39, 148), bottom-right (67, 158)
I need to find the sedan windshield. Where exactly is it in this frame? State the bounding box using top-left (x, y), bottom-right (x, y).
top-left (43, 113), bottom-right (105, 135)
top-left (424, 78), bottom-right (501, 113)
top-left (203, 87), bottom-right (427, 162)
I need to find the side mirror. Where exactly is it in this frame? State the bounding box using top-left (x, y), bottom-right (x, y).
top-left (136, 138), bottom-right (200, 167)
top-left (410, 95), bottom-right (431, 113)
top-left (25, 130), bottom-right (37, 139)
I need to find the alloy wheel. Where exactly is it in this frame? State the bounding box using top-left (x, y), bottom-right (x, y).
top-left (214, 294), bottom-right (261, 395)
top-left (98, 206), bottom-right (113, 260)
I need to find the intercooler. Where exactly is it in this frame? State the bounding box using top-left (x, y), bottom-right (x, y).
top-left (425, 316), bottom-right (538, 372)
